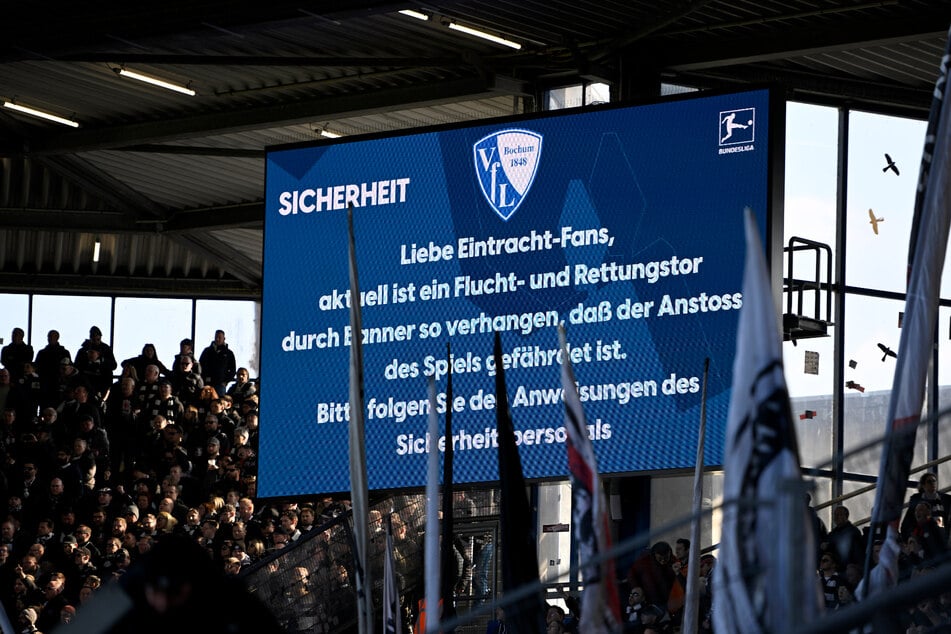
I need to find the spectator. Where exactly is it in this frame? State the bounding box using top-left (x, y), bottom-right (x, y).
top-left (76, 414), bottom-right (110, 481)
top-left (104, 376), bottom-right (139, 477)
top-left (122, 343), bottom-right (172, 384)
top-left (817, 551), bottom-right (841, 610)
top-left (70, 437), bottom-right (97, 492)
top-left (11, 576), bottom-right (41, 616)
top-left (227, 367), bottom-right (256, 411)
top-left (59, 384), bottom-right (100, 443)
top-left (77, 346), bottom-right (113, 402)
top-left (172, 338), bottom-right (201, 378)
top-left (698, 554), bottom-right (716, 633)
top-left (828, 504), bottom-right (864, 570)
top-left (639, 603), bottom-right (672, 634)
top-left (155, 511), bottom-right (178, 537)
top-left (625, 586), bottom-right (648, 633)
top-left (910, 502), bottom-right (948, 563)
top-left (1, 328), bottom-right (34, 383)
top-left (199, 330), bottom-right (237, 398)
top-left (135, 365), bottom-right (163, 419)
top-left (36, 570), bottom-right (68, 632)
top-left (149, 381), bottom-right (184, 426)
top-left (901, 473), bottom-right (951, 538)
top-left (33, 330), bottom-right (70, 409)
top-left (195, 386), bottom-right (220, 423)
top-left (74, 326), bottom-right (117, 385)
top-left (627, 542), bottom-right (676, 611)
top-left (14, 362), bottom-right (42, 429)
top-left (668, 538), bottom-right (689, 624)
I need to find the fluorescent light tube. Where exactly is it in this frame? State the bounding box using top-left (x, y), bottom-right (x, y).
top-left (117, 68), bottom-right (196, 96)
top-left (93, 239), bottom-right (101, 263)
top-left (399, 9), bottom-right (429, 20)
top-left (2, 101), bottom-right (79, 127)
top-left (447, 22), bottom-right (521, 49)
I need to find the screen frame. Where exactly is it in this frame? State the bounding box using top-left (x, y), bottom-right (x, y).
top-left (258, 85), bottom-right (786, 499)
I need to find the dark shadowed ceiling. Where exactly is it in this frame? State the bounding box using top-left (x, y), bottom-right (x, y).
top-left (1, 1), bottom-right (949, 298)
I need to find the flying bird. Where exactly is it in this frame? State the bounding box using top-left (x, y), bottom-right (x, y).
top-left (868, 208), bottom-right (884, 235)
top-left (878, 343), bottom-right (897, 361)
top-left (883, 153), bottom-right (899, 175)
top-left (846, 380), bottom-right (866, 393)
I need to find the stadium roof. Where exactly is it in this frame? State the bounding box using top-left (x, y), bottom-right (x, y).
top-left (1, 1), bottom-right (949, 298)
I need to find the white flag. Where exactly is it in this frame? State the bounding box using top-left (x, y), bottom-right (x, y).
top-left (423, 377), bottom-right (441, 634)
top-left (559, 325), bottom-right (620, 634)
top-left (870, 23), bottom-right (951, 538)
top-left (713, 209), bottom-right (819, 634)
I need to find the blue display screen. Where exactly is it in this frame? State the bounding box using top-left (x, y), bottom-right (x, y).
top-left (259, 88), bottom-right (780, 497)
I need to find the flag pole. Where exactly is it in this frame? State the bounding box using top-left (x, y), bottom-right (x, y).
top-left (347, 203), bottom-right (372, 634)
top-left (424, 377), bottom-right (442, 634)
top-left (440, 342), bottom-right (457, 631)
top-left (682, 357), bottom-right (709, 634)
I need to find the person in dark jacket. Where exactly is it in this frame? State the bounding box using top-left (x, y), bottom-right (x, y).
top-left (827, 505), bottom-right (865, 570)
top-left (626, 541), bottom-right (676, 611)
top-left (1, 328), bottom-right (33, 382)
top-left (901, 472), bottom-right (951, 539)
top-left (75, 326), bottom-right (119, 399)
top-left (33, 330), bottom-right (71, 409)
top-left (198, 330), bottom-right (236, 397)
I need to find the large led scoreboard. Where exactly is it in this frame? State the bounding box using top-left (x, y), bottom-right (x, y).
top-left (258, 87), bottom-right (784, 497)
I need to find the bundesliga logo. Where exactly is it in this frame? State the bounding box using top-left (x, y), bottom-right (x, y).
top-left (719, 107), bottom-right (755, 146)
top-left (473, 129), bottom-right (542, 221)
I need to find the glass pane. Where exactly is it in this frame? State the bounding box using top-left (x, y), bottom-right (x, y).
top-left (784, 102), bottom-right (838, 471)
top-left (584, 83), bottom-right (610, 105)
top-left (0, 293), bottom-right (30, 346)
top-left (652, 473), bottom-right (724, 550)
top-left (790, 366), bottom-right (835, 471)
top-left (784, 102), bottom-right (838, 250)
top-left (546, 86), bottom-right (582, 111)
top-left (842, 295), bottom-right (923, 476)
top-left (31, 295), bottom-right (112, 364)
top-left (809, 477), bottom-right (834, 539)
top-left (845, 111), bottom-right (925, 292)
top-left (113, 297), bottom-right (193, 373)
top-left (195, 299), bottom-right (260, 381)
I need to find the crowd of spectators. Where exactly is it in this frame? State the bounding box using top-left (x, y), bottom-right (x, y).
top-left (0, 325), bottom-right (320, 632)
top-left (616, 476), bottom-right (951, 634)
top-left (4, 325), bottom-right (951, 634)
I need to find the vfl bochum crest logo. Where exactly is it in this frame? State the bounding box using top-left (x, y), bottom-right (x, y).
top-left (473, 129), bottom-right (542, 221)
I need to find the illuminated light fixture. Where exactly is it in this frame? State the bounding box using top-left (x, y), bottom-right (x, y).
top-left (399, 9), bottom-right (429, 20)
top-left (93, 238), bottom-right (101, 263)
top-left (319, 125), bottom-right (342, 139)
top-left (115, 68), bottom-right (196, 96)
top-left (2, 100), bottom-right (79, 127)
top-left (447, 22), bottom-right (521, 49)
